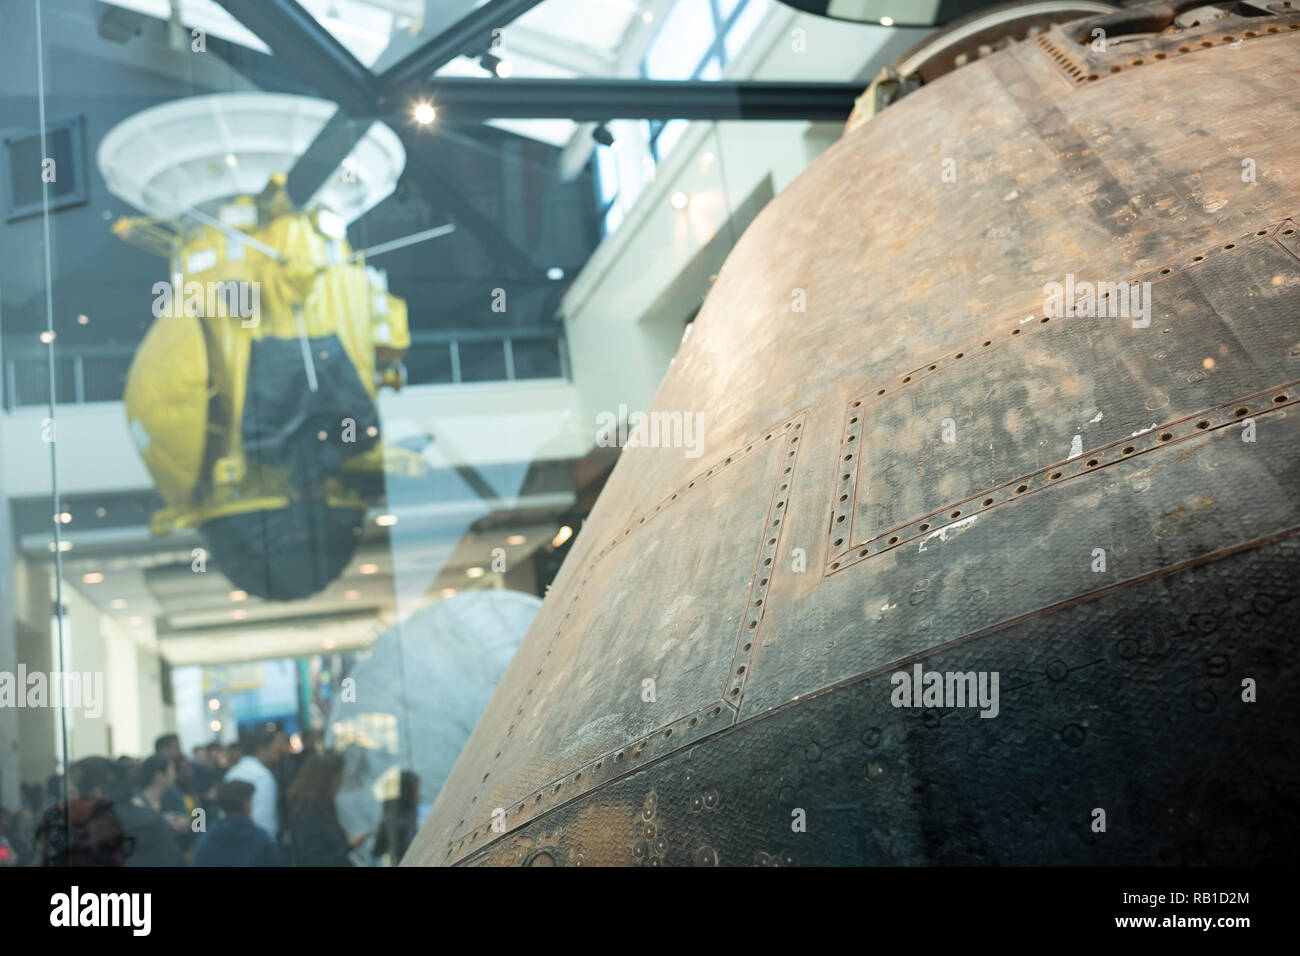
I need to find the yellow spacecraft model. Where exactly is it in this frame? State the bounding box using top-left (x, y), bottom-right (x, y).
top-left (115, 174), bottom-right (423, 600)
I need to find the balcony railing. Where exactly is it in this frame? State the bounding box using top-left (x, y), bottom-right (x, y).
top-left (1, 328), bottom-right (569, 410)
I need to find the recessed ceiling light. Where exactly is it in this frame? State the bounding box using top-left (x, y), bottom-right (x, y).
top-left (231, 609), bottom-right (247, 621)
top-left (670, 191), bottom-right (689, 210)
top-left (229, 590), bottom-right (247, 602)
top-left (208, 699), bottom-right (220, 711)
top-left (552, 525), bottom-right (573, 548)
top-left (495, 58), bottom-right (513, 79)
top-left (375, 514), bottom-right (398, 527)
top-left (209, 719), bottom-right (222, 732)
top-left (466, 566), bottom-right (485, 578)
top-left (344, 589), bottom-right (360, 600)
top-left (95, 507), bottom-right (106, 518)
top-left (359, 563), bottom-right (379, 575)
top-left (40, 330), bottom-right (55, 343)
top-left (224, 153), bottom-right (238, 166)
top-left (880, 16), bottom-right (895, 26)
top-left (414, 102), bottom-right (436, 125)
top-left (77, 314), bottom-right (89, 325)
top-left (440, 588), bottom-right (457, 598)
top-left (82, 572), bottom-right (104, 584)
top-left (506, 534), bottom-right (526, 546)
top-left (48, 541), bottom-right (73, 552)
top-left (109, 598), bottom-right (126, 610)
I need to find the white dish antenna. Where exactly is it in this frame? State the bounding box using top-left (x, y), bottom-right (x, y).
top-left (97, 92), bottom-right (405, 224)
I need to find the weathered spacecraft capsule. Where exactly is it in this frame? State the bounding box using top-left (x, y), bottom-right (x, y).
top-left (406, 2), bottom-right (1300, 866)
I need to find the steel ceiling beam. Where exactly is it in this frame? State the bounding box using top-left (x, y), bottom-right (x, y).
top-left (213, 0), bottom-right (379, 115)
top-left (374, 0), bottom-right (549, 103)
top-left (382, 77), bottom-right (868, 122)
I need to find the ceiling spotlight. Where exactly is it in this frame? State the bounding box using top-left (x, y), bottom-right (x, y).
top-left (208, 698), bottom-right (220, 711)
top-left (77, 314), bottom-right (89, 325)
top-left (229, 590), bottom-right (247, 602)
top-left (210, 720), bottom-right (222, 732)
top-left (880, 16), bottom-right (895, 26)
top-left (592, 124), bottom-right (615, 148)
top-left (466, 566), bottom-right (485, 579)
top-left (40, 330), bottom-right (55, 343)
top-left (96, 507), bottom-right (106, 517)
top-left (375, 514), bottom-right (398, 527)
top-left (231, 609), bottom-right (247, 621)
top-left (506, 534), bottom-right (526, 546)
top-left (56, 512), bottom-right (71, 524)
top-left (414, 102), bottom-right (436, 125)
top-left (440, 588), bottom-right (457, 598)
top-left (670, 191), bottom-right (689, 210)
top-left (359, 563), bottom-right (379, 575)
top-left (366, 425), bottom-right (378, 437)
top-left (552, 525), bottom-right (573, 548)
top-left (323, 638), bottom-right (337, 650)
top-left (642, 10), bottom-right (654, 24)
top-left (82, 572), bottom-right (104, 584)
top-left (48, 541), bottom-right (73, 552)
top-left (495, 58), bottom-right (513, 79)
top-left (546, 266), bottom-right (565, 281)
top-left (224, 153), bottom-right (238, 167)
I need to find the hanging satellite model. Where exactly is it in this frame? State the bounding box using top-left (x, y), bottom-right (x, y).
top-left (98, 94), bottom-right (452, 600)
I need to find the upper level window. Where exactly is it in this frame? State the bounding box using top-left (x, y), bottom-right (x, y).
top-left (642, 0), bottom-right (767, 163)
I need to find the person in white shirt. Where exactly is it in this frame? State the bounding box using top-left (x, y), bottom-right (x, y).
top-left (222, 728), bottom-right (280, 839)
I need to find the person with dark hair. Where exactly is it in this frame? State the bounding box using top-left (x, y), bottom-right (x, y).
top-left (192, 744), bottom-right (218, 798)
top-left (67, 756), bottom-right (117, 801)
top-left (223, 729), bottom-right (281, 839)
top-left (154, 734), bottom-right (195, 824)
top-left (0, 807), bottom-right (25, 866)
top-left (1, 807), bottom-right (35, 867)
top-left (116, 755), bottom-right (185, 867)
top-left (287, 751), bottom-right (367, 866)
top-left (222, 742), bottom-right (242, 771)
top-left (36, 796), bottom-right (131, 867)
top-left (114, 756), bottom-right (140, 801)
top-left (192, 780), bottom-right (280, 867)
top-left (372, 771), bottom-right (421, 865)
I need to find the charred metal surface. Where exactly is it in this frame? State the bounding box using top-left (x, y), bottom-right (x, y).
top-left (405, 4), bottom-right (1300, 866)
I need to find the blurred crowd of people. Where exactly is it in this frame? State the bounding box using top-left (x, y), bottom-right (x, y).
top-left (0, 729), bottom-right (421, 867)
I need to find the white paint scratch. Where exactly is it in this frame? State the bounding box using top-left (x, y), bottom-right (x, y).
top-left (1068, 434), bottom-right (1083, 458)
top-left (1020, 314), bottom-right (1035, 324)
top-left (1089, 411), bottom-right (1103, 424)
top-left (918, 515), bottom-right (979, 553)
top-left (1130, 423), bottom-right (1157, 437)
